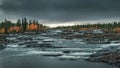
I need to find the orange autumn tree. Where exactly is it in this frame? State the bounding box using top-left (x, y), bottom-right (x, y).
top-left (0, 28), bottom-right (5, 33)
top-left (8, 26), bottom-right (21, 33)
top-left (27, 23), bottom-right (38, 31)
top-left (113, 27), bottom-right (120, 33)
top-left (14, 26), bottom-right (21, 32)
top-left (8, 27), bottom-right (14, 33)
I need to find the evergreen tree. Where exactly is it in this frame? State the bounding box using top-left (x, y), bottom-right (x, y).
top-left (22, 18), bottom-right (28, 31)
top-left (16, 19), bottom-right (21, 26)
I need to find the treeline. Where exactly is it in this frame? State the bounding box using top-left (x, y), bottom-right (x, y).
top-left (56, 22), bottom-right (120, 32)
top-left (0, 18), bottom-right (48, 33)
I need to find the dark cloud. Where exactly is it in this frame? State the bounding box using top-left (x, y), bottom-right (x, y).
top-left (0, 0), bottom-right (120, 22)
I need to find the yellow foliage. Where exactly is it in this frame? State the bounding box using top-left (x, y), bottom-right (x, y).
top-left (113, 27), bottom-right (120, 33)
top-left (0, 28), bottom-right (5, 33)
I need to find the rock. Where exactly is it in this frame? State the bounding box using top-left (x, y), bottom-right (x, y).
top-left (63, 50), bottom-right (71, 53)
top-left (17, 37), bottom-right (33, 40)
top-left (84, 38), bottom-right (110, 44)
top-left (86, 41), bottom-right (110, 44)
top-left (18, 41), bottom-right (38, 45)
top-left (85, 58), bottom-right (99, 62)
top-left (0, 44), bottom-right (6, 50)
top-left (25, 43), bottom-right (53, 48)
top-left (43, 54), bottom-right (62, 57)
top-left (86, 46), bottom-right (120, 67)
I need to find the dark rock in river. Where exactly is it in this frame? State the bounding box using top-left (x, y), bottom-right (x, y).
top-left (0, 44), bottom-right (6, 50)
top-left (25, 43), bottom-right (53, 48)
top-left (17, 37), bottom-right (33, 40)
top-left (18, 41), bottom-right (38, 45)
top-left (63, 50), bottom-right (71, 53)
top-left (83, 38), bottom-right (111, 44)
top-left (86, 46), bottom-right (120, 67)
top-left (43, 54), bottom-right (62, 57)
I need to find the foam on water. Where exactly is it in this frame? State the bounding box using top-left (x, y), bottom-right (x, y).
top-left (7, 44), bottom-right (19, 48)
top-left (100, 43), bottom-right (120, 48)
top-left (67, 52), bottom-right (94, 56)
top-left (14, 51), bottom-right (63, 56)
top-left (60, 48), bottom-right (102, 51)
top-left (3, 48), bottom-right (35, 52)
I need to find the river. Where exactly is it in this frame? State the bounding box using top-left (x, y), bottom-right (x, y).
top-left (0, 30), bottom-right (119, 68)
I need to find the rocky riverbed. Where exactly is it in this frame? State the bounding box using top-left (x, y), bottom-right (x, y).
top-left (0, 29), bottom-right (120, 68)
top-left (86, 46), bottom-right (120, 67)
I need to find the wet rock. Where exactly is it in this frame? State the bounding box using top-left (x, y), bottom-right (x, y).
top-left (83, 38), bottom-right (111, 44)
top-left (43, 54), bottom-right (62, 57)
top-left (17, 37), bottom-right (33, 40)
top-left (25, 43), bottom-right (53, 48)
top-left (18, 41), bottom-right (38, 45)
top-left (86, 41), bottom-right (110, 44)
top-left (86, 46), bottom-right (120, 67)
top-left (85, 58), bottom-right (101, 62)
top-left (0, 44), bottom-right (6, 50)
top-left (63, 50), bottom-right (71, 53)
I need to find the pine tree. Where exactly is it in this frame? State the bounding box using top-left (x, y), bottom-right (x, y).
top-left (22, 18), bottom-right (28, 32)
top-left (16, 19), bottom-right (21, 26)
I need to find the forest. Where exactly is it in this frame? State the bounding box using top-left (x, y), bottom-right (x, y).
top-left (0, 18), bottom-right (48, 33)
top-left (1, 18), bottom-right (120, 33)
top-left (56, 22), bottom-right (120, 33)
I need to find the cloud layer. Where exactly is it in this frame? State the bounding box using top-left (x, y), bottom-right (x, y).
top-left (0, 0), bottom-right (120, 25)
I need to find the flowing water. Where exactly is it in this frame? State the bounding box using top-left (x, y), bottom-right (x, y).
top-left (0, 30), bottom-right (119, 68)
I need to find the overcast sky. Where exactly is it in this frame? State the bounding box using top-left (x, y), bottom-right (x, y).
top-left (0, 0), bottom-right (120, 27)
